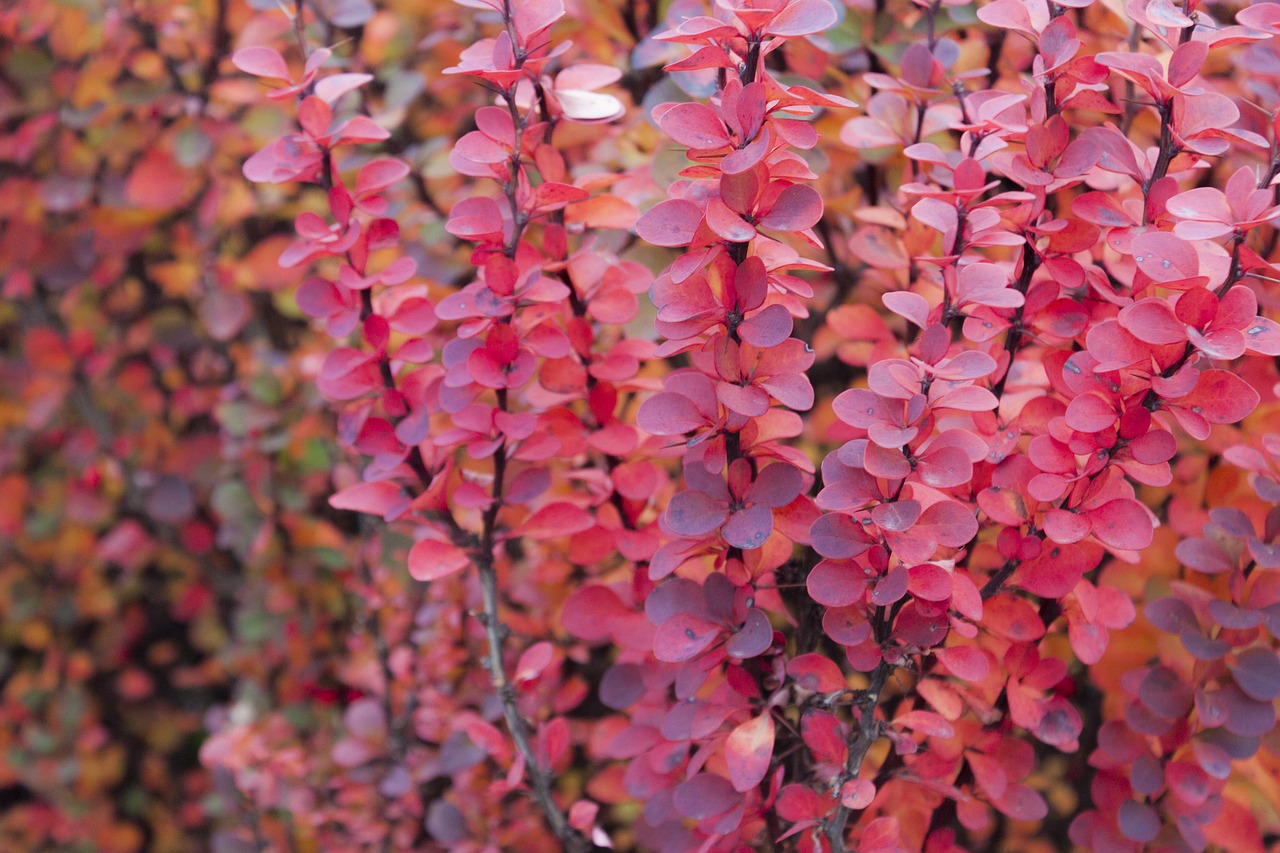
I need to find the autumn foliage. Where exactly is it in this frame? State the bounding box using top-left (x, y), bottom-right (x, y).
top-left (5, 0), bottom-right (1280, 850)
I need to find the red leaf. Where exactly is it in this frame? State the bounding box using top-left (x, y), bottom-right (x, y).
top-left (801, 710), bottom-right (847, 765)
top-left (908, 562), bottom-right (953, 601)
top-left (936, 646), bottom-right (990, 681)
top-left (514, 642), bottom-right (554, 684)
top-left (518, 502), bottom-right (595, 539)
top-left (985, 594), bottom-right (1046, 641)
top-left (789, 653), bottom-right (847, 692)
top-left (883, 291), bottom-right (930, 328)
top-left (561, 586), bottom-right (627, 643)
top-left (776, 784), bottom-right (832, 822)
top-left (840, 779), bottom-right (876, 810)
top-left (1175, 369), bottom-right (1260, 425)
top-left (653, 612), bottom-right (721, 662)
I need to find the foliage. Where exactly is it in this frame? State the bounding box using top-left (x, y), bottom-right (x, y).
top-left (5, 0), bottom-right (1280, 850)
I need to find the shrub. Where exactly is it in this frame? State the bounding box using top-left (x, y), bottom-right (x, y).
top-left (5, 0), bottom-right (1280, 849)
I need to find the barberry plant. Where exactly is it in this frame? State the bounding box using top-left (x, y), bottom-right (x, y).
top-left (8, 0), bottom-right (1280, 849)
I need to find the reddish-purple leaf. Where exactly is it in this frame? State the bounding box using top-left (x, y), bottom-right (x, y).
top-left (666, 490), bottom-right (728, 537)
top-left (1140, 665), bottom-right (1194, 718)
top-left (635, 199), bottom-right (703, 247)
top-left (992, 784), bottom-right (1048, 822)
top-left (908, 563), bottom-right (953, 601)
top-left (738, 304), bottom-right (794, 348)
top-left (1229, 647), bottom-right (1280, 701)
top-left (653, 612), bottom-right (721, 662)
top-left (725, 608), bottom-right (774, 658)
top-left (1117, 800), bottom-right (1161, 843)
top-left (637, 391), bottom-right (705, 435)
top-left (871, 499), bottom-right (922, 532)
top-left (807, 560), bottom-right (869, 607)
top-left (673, 773), bottom-right (740, 820)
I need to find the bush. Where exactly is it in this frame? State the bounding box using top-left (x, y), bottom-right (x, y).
top-left (4, 0), bottom-right (1280, 850)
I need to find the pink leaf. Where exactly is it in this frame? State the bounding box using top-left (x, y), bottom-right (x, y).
top-left (883, 291), bottom-right (930, 328)
top-left (916, 500), bottom-right (979, 548)
top-left (726, 714), bottom-right (776, 792)
top-left (1064, 393), bottom-right (1117, 433)
top-left (637, 391), bottom-right (705, 435)
top-left (767, 0), bottom-right (839, 36)
top-left (659, 102), bottom-right (731, 149)
top-left (408, 538), bottom-right (471, 581)
top-left (1088, 499), bottom-right (1153, 550)
top-left (232, 46), bottom-right (290, 79)
top-left (1119, 299), bottom-right (1187, 345)
top-left (329, 481), bottom-right (409, 520)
